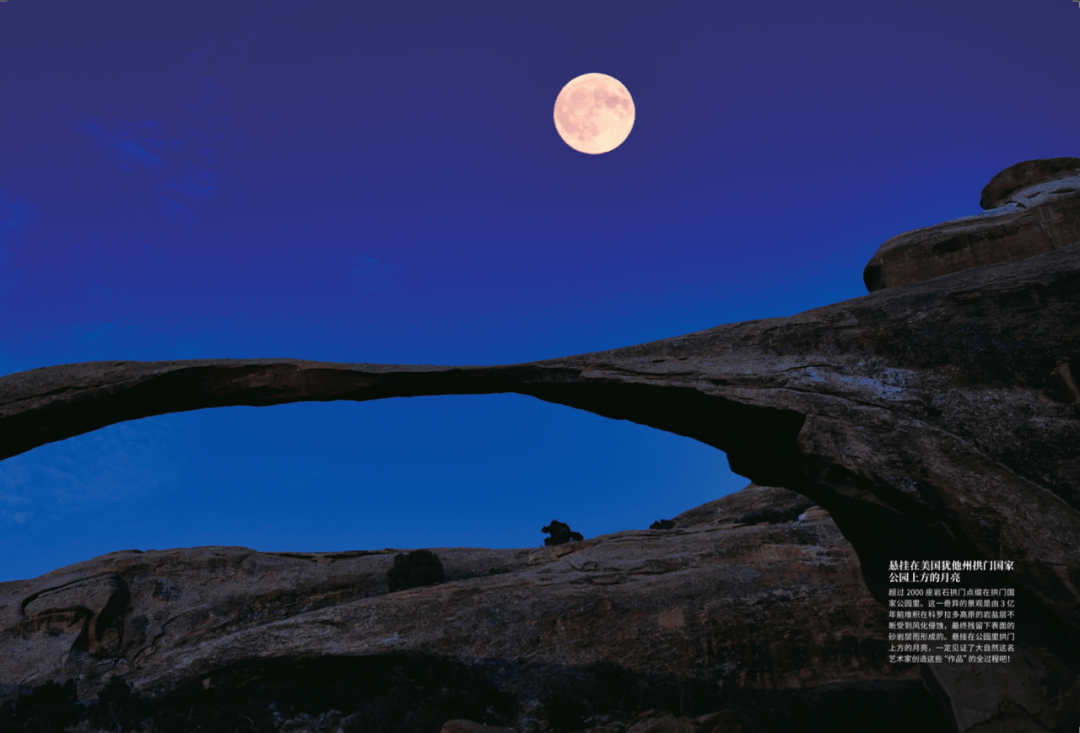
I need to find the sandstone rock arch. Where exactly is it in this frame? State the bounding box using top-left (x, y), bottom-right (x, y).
top-left (2, 159), bottom-right (1079, 732)
top-left (3, 244), bottom-right (1079, 730)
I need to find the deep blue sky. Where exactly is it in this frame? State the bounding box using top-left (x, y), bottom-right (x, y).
top-left (0, 1), bottom-right (1076, 582)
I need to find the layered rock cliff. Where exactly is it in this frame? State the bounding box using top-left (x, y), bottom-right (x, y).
top-left (0, 485), bottom-right (950, 733)
top-left (1, 157), bottom-right (1078, 732)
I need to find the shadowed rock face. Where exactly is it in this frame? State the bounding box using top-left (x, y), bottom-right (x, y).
top-left (1, 159), bottom-right (1079, 732)
top-left (0, 486), bottom-right (952, 733)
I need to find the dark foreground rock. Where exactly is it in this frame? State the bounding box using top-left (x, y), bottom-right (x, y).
top-left (1, 157), bottom-right (1078, 732)
top-left (0, 485), bottom-right (951, 733)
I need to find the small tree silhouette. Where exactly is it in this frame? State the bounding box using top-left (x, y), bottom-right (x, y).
top-left (386, 549), bottom-right (445, 592)
top-left (542, 519), bottom-right (583, 546)
top-left (650, 519), bottom-right (676, 530)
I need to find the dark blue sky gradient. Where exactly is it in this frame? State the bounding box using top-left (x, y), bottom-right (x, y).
top-left (0, 1), bottom-right (1076, 581)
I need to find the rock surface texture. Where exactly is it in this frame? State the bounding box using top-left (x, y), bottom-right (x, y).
top-left (863, 157), bottom-right (1080, 292)
top-left (980, 157), bottom-right (1080, 210)
top-left (1, 158), bottom-right (1079, 732)
top-left (0, 485), bottom-right (948, 732)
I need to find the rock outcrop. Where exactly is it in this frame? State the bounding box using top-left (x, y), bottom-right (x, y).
top-left (0, 485), bottom-right (950, 732)
top-left (980, 157), bottom-right (1080, 210)
top-left (1, 157), bottom-right (1078, 732)
top-left (863, 157), bottom-right (1080, 291)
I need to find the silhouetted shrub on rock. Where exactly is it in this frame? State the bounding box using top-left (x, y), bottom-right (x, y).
top-left (542, 519), bottom-right (583, 546)
top-left (650, 519), bottom-right (676, 529)
top-left (387, 549), bottom-right (445, 592)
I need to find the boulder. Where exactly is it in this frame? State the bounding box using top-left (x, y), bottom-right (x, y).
top-left (1, 159), bottom-right (1079, 732)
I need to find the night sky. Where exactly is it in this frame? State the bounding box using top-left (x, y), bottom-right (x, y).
top-left (1, 1), bottom-right (1076, 582)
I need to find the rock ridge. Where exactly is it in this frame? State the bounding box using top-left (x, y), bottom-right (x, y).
top-left (0, 485), bottom-right (949, 732)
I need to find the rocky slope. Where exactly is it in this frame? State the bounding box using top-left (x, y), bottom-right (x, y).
top-left (1, 157), bottom-right (1078, 732)
top-left (0, 484), bottom-right (949, 733)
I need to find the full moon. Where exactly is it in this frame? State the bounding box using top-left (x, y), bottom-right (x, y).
top-left (553, 73), bottom-right (635, 155)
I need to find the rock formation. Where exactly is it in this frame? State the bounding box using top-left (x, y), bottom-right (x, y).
top-left (863, 156), bottom-right (1080, 291)
top-left (0, 485), bottom-right (951, 732)
top-left (980, 157), bottom-right (1080, 210)
top-left (1, 157), bottom-right (1078, 732)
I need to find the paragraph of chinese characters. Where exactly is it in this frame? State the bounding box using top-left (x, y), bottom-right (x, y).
top-left (887, 559), bottom-right (1015, 665)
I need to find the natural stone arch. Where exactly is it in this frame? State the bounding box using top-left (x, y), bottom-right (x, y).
top-left (2, 242), bottom-right (1079, 731)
